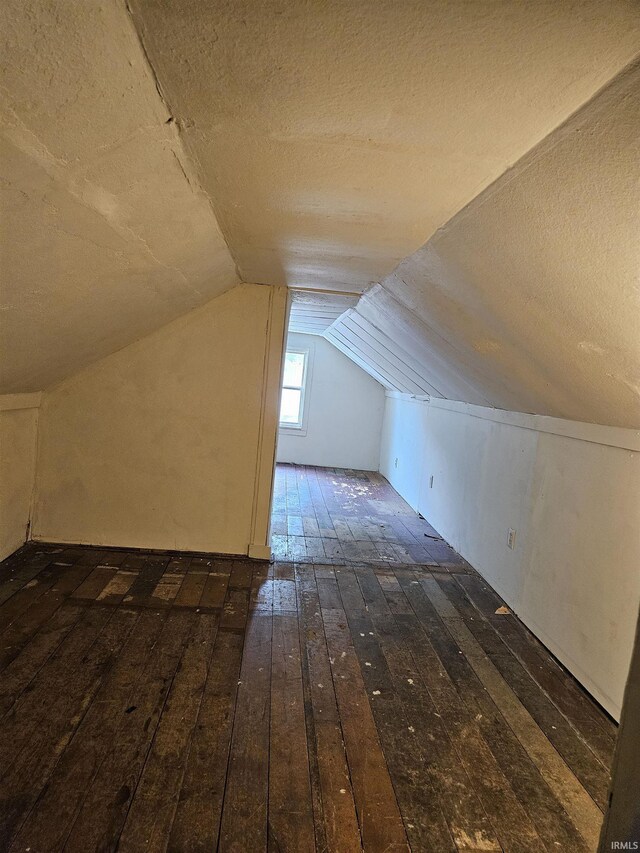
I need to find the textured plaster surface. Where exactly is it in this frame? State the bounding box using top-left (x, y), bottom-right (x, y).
top-left (129, 0), bottom-right (639, 293)
top-left (341, 63), bottom-right (640, 427)
top-left (1, 0), bottom-right (638, 430)
top-left (0, 0), bottom-right (238, 392)
top-left (33, 284), bottom-right (286, 555)
top-left (0, 406), bottom-right (39, 560)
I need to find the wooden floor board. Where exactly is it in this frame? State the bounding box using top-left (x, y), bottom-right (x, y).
top-left (0, 465), bottom-right (617, 851)
top-left (269, 612), bottom-right (315, 852)
top-left (295, 564), bottom-right (363, 853)
top-left (1, 606), bottom-right (139, 848)
top-left (62, 609), bottom-right (196, 852)
top-left (116, 613), bottom-right (219, 852)
top-left (218, 610), bottom-right (273, 852)
top-left (9, 608), bottom-right (168, 853)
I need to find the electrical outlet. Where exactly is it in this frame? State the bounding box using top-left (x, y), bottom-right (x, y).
top-left (394, 457), bottom-right (399, 468)
top-left (429, 475), bottom-right (434, 488)
top-left (507, 528), bottom-right (517, 550)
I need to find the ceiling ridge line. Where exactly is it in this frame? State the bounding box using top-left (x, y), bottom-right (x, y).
top-left (430, 54), bottom-right (640, 244)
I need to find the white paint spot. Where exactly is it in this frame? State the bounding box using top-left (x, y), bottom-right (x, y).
top-left (360, 632), bottom-right (365, 637)
top-left (408, 725), bottom-right (415, 732)
top-left (372, 690), bottom-right (381, 695)
top-left (578, 340), bottom-right (605, 355)
top-left (407, 678), bottom-right (414, 685)
top-left (365, 662), bottom-right (372, 667)
top-left (318, 683), bottom-right (323, 688)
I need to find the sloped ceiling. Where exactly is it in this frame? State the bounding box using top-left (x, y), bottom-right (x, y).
top-left (128, 0), bottom-right (638, 294)
top-left (1, 0), bottom-right (638, 427)
top-left (0, 0), bottom-right (238, 393)
top-left (328, 62), bottom-right (640, 427)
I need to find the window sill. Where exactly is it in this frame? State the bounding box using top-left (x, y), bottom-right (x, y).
top-left (279, 423), bottom-right (308, 437)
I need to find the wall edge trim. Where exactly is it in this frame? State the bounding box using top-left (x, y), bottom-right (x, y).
top-left (385, 391), bottom-right (640, 451)
top-left (0, 393), bottom-right (42, 412)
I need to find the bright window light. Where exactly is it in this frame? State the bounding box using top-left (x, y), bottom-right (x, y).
top-left (280, 349), bottom-right (308, 428)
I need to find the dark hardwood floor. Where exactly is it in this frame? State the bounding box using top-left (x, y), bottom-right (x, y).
top-left (0, 465), bottom-right (615, 851)
top-left (271, 464), bottom-right (469, 567)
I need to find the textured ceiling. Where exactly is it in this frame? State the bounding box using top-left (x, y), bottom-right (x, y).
top-left (1, 0), bottom-right (638, 428)
top-left (0, 0), bottom-right (237, 393)
top-left (327, 63), bottom-right (640, 427)
top-left (129, 0), bottom-right (639, 294)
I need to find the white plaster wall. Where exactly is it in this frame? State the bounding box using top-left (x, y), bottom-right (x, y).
top-left (380, 394), bottom-right (640, 720)
top-left (32, 284), bottom-right (287, 557)
top-left (277, 333), bottom-right (385, 470)
top-left (0, 397), bottom-right (40, 560)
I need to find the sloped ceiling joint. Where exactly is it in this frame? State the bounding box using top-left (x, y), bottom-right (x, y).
top-left (2, 1), bottom-right (639, 407)
top-left (431, 54), bottom-right (640, 245)
top-left (0, 0), bottom-right (239, 393)
top-left (122, 0), bottom-right (242, 284)
top-left (126, 0), bottom-right (640, 295)
top-left (325, 59), bottom-right (640, 427)
top-left (357, 284), bottom-right (499, 406)
top-left (326, 284), bottom-right (497, 406)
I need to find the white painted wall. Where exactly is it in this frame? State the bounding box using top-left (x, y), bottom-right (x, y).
top-left (277, 333), bottom-right (385, 470)
top-left (380, 393), bottom-right (640, 720)
top-left (32, 284), bottom-right (287, 557)
top-left (0, 395), bottom-right (40, 560)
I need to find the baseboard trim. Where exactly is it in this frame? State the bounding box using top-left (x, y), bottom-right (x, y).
top-left (25, 538), bottom-right (271, 563)
top-left (248, 542), bottom-right (272, 561)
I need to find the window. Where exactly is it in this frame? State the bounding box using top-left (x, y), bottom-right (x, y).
top-left (279, 349), bottom-right (308, 429)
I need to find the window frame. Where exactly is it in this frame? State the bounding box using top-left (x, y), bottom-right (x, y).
top-left (279, 346), bottom-right (311, 434)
